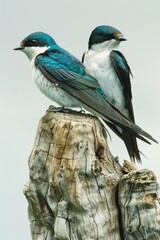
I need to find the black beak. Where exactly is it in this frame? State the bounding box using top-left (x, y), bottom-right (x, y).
top-left (13, 47), bottom-right (24, 50)
top-left (116, 36), bottom-right (127, 41)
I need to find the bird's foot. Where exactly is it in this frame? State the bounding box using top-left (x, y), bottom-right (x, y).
top-left (46, 105), bottom-right (85, 114)
top-left (79, 109), bottom-right (85, 114)
top-left (62, 108), bottom-right (85, 114)
top-left (47, 105), bottom-right (65, 112)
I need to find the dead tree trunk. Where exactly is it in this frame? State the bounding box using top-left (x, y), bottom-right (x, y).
top-left (24, 110), bottom-right (160, 240)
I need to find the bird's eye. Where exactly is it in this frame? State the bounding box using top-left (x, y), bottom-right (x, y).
top-left (30, 39), bottom-right (38, 46)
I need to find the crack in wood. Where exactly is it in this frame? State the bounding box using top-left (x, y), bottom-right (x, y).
top-left (24, 111), bottom-right (160, 240)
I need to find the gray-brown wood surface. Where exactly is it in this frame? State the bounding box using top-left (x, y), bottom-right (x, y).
top-left (24, 110), bottom-right (160, 240)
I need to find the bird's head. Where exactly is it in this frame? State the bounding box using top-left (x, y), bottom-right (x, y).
top-left (88, 25), bottom-right (126, 50)
top-left (14, 32), bottom-right (56, 61)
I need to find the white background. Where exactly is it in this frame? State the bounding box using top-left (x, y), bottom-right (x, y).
top-left (1, 1), bottom-right (160, 239)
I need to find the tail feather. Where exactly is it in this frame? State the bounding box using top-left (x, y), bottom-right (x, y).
top-left (122, 130), bottom-right (141, 163)
top-left (105, 121), bottom-right (151, 163)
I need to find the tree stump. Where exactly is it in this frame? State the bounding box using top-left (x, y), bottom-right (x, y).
top-left (23, 110), bottom-right (160, 240)
top-left (119, 164), bottom-right (160, 239)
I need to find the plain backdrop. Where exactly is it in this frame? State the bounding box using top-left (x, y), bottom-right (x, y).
top-left (1, 1), bottom-right (160, 239)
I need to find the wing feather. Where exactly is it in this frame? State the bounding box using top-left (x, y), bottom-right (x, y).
top-left (110, 50), bottom-right (135, 121)
top-left (35, 53), bottom-right (158, 144)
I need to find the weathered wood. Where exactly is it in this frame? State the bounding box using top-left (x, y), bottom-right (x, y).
top-left (24, 110), bottom-right (160, 240)
top-left (119, 168), bottom-right (160, 239)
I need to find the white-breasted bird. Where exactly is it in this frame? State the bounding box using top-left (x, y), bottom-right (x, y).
top-left (83, 25), bottom-right (153, 162)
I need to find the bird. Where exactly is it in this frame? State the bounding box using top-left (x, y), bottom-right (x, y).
top-left (14, 31), bottom-right (157, 160)
top-left (82, 25), bottom-right (144, 162)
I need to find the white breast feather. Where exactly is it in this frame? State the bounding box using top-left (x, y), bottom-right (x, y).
top-left (31, 60), bottom-right (80, 108)
top-left (83, 48), bottom-right (128, 117)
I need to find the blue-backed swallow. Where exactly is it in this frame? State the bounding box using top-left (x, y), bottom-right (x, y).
top-left (14, 32), bottom-right (157, 162)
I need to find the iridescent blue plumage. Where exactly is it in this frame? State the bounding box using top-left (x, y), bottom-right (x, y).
top-left (14, 31), bottom-right (158, 159)
top-left (22, 31), bottom-right (56, 47)
top-left (88, 25), bottom-right (126, 49)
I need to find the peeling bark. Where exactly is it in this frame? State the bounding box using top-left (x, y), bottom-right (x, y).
top-left (23, 110), bottom-right (160, 240)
